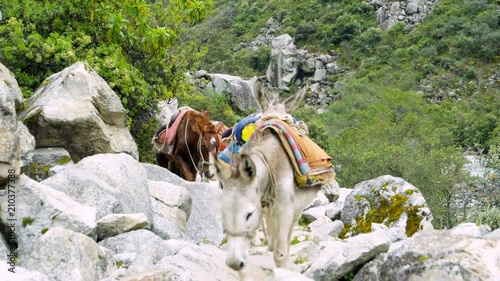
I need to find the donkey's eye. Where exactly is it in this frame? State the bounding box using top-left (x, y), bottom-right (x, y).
top-left (245, 211), bottom-right (253, 222)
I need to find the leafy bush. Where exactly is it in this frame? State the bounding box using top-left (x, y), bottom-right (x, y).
top-left (0, 0), bottom-right (213, 162)
top-left (243, 45), bottom-right (270, 73)
top-left (295, 22), bottom-right (316, 42)
top-left (312, 85), bottom-right (467, 228)
top-left (179, 91), bottom-right (241, 126)
top-left (463, 204), bottom-right (500, 230)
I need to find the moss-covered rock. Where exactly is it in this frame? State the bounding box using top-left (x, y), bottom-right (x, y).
top-left (24, 147), bottom-right (74, 181)
top-left (340, 175), bottom-right (433, 240)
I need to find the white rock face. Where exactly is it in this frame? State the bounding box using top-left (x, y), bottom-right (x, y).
top-left (0, 175), bottom-right (96, 257)
top-left (22, 227), bottom-right (116, 281)
top-left (149, 180), bottom-right (192, 239)
top-left (355, 230), bottom-right (500, 281)
top-left (142, 163), bottom-right (224, 245)
top-left (41, 153), bottom-right (154, 222)
top-left (0, 63), bottom-right (34, 183)
top-left (18, 62), bottom-right (138, 162)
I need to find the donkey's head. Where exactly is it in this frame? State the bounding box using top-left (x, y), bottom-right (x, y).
top-left (211, 149), bottom-right (265, 271)
top-left (200, 131), bottom-right (220, 179)
top-left (254, 78), bottom-right (309, 116)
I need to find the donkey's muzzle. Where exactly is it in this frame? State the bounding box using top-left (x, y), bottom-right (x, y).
top-left (204, 170), bottom-right (214, 179)
top-left (226, 257), bottom-right (245, 271)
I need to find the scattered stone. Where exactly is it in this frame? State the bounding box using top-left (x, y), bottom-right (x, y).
top-left (308, 216), bottom-right (344, 238)
top-left (305, 229), bottom-right (392, 280)
top-left (96, 213), bottom-right (151, 241)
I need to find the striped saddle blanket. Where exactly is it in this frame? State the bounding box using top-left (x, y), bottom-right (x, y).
top-left (249, 119), bottom-right (335, 187)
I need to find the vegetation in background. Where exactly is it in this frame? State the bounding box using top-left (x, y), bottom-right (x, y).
top-left (178, 91), bottom-right (242, 126)
top-left (0, 0), bottom-right (214, 161)
top-left (191, 0), bottom-right (499, 229)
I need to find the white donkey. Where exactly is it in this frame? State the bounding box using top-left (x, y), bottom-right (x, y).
top-left (212, 78), bottom-right (323, 271)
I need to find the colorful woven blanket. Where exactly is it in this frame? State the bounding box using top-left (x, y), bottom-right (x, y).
top-left (250, 120), bottom-right (310, 175)
top-left (249, 119), bottom-right (335, 187)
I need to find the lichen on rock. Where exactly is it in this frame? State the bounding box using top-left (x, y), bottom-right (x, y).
top-left (340, 175), bottom-right (433, 240)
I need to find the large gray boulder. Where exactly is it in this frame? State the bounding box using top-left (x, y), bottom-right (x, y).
top-left (41, 153), bottom-right (154, 222)
top-left (266, 34), bottom-right (300, 88)
top-left (354, 230), bottom-right (500, 281)
top-left (206, 73), bottom-right (259, 112)
top-left (0, 63), bottom-right (35, 184)
top-left (149, 180), bottom-right (191, 239)
top-left (370, 0), bottom-right (438, 30)
top-left (22, 227), bottom-right (116, 281)
top-left (341, 175), bottom-right (433, 240)
top-left (142, 164), bottom-right (224, 245)
top-left (18, 62), bottom-right (138, 162)
top-left (0, 175), bottom-right (96, 257)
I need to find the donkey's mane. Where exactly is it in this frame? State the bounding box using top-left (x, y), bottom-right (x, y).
top-left (186, 110), bottom-right (217, 135)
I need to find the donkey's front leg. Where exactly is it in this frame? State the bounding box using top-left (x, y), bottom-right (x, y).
top-left (178, 159), bottom-right (197, 181)
top-left (272, 203), bottom-right (294, 268)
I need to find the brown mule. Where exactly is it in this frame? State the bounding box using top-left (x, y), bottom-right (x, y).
top-left (155, 109), bottom-right (221, 181)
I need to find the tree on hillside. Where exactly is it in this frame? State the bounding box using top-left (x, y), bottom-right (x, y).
top-left (0, 0), bottom-right (212, 115)
top-left (0, 0), bottom-right (213, 161)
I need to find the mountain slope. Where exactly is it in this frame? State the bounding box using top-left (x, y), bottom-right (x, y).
top-left (184, 0), bottom-right (500, 228)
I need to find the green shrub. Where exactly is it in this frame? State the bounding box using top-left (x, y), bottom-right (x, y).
top-left (243, 45), bottom-right (270, 73)
top-left (295, 22), bottom-right (316, 42)
top-left (1, 0), bottom-right (213, 162)
top-left (464, 204), bottom-right (500, 230)
top-left (179, 91), bottom-right (241, 126)
top-left (313, 87), bottom-right (467, 228)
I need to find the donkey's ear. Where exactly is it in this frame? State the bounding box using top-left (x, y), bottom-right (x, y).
top-left (238, 153), bottom-right (256, 182)
top-left (255, 78), bottom-right (273, 111)
top-left (283, 80), bottom-right (309, 112)
top-left (210, 153), bottom-right (230, 182)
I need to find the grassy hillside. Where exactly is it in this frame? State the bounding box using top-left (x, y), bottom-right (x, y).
top-left (185, 0), bottom-right (500, 228)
